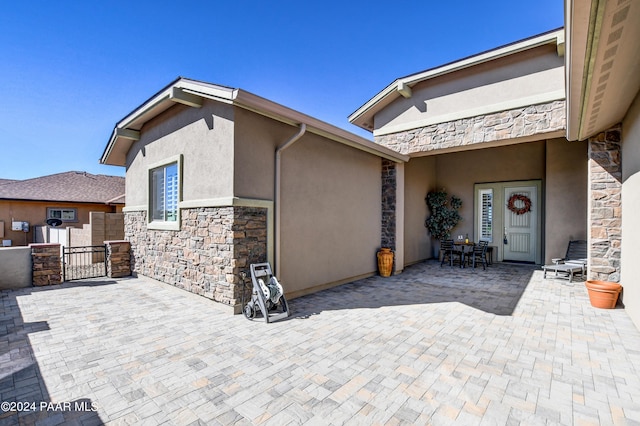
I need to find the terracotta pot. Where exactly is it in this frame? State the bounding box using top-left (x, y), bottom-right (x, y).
top-left (584, 280), bottom-right (622, 309)
top-left (377, 248), bottom-right (394, 277)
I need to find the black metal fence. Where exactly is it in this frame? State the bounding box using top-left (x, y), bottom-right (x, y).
top-left (62, 245), bottom-right (107, 281)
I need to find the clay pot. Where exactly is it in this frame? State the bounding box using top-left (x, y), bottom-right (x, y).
top-left (584, 280), bottom-right (622, 309)
top-left (377, 248), bottom-right (394, 277)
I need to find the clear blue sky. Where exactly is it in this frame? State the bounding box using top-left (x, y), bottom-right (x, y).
top-left (0, 1), bottom-right (563, 180)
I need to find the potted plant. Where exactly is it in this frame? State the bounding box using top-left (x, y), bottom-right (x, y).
top-left (584, 280), bottom-right (622, 309)
top-left (425, 189), bottom-right (462, 258)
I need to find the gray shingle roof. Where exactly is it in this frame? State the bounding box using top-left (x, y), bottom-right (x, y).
top-left (0, 171), bottom-right (125, 204)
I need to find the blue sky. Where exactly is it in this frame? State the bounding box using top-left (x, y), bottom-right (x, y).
top-left (0, 1), bottom-right (563, 180)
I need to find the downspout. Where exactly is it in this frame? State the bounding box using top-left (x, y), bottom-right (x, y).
top-left (275, 123), bottom-right (307, 277)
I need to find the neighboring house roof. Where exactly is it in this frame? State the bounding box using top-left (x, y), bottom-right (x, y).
top-left (101, 77), bottom-right (409, 167)
top-left (348, 29), bottom-right (565, 132)
top-left (0, 179), bottom-right (17, 186)
top-left (565, 0), bottom-right (640, 141)
top-left (0, 171), bottom-right (125, 204)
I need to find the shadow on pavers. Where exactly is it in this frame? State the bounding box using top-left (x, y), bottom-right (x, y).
top-left (288, 260), bottom-right (538, 319)
top-left (0, 285), bottom-right (104, 425)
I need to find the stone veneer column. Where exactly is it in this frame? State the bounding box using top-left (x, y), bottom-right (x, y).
top-left (105, 240), bottom-right (131, 278)
top-left (124, 206), bottom-right (267, 309)
top-left (381, 159), bottom-right (396, 250)
top-left (588, 125), bottom-right (622, 282)
top-left (30, 243), bottom-right (62, 286)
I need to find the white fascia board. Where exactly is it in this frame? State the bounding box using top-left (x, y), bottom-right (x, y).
top-left (349, 29), bottom-right (565, 127)
top-left (348, 79), bottom-right (401, 125)
top-left (118, 79), bottom-right (234, 131)
top-left (102, 78), bottom-right (408, 166)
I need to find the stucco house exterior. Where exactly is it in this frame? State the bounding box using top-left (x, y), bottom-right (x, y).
top-left (349, 0), bottom-right (639, 329)
top-left (350, 29), bottom-right (575, 271)
top-left (100, 79), bottom-right (407, 310)
top-left (0, 171), bottom-right (124, 247)
top-left (101, 0), bottom-right (639, 330)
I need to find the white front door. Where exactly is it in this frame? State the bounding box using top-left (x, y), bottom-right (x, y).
top-left (503, 186), bottom-right (537, 262)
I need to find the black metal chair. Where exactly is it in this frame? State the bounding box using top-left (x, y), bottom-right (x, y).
top-left (440, 239), bottom-right (462, 267)
top-left (469, 240), bottom-right (489, 270)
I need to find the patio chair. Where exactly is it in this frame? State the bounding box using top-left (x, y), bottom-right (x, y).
top-left (440, 239), bottom-right (463, 267)
top-left (542, 240), bottom-right (587, 282)
top-left (468, 240), bottom-right (489, 270)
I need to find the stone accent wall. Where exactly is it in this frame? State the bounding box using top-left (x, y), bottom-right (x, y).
top-left (105, 241), bottom-right (131, 278)
top-left (30, 243), bottom-right (62, 286)
top-left (375, 100), bottom-right (566, 155)
top-left (125, 207), bottom-right (267, 307)
top-left (588, 125), bottom-right (622, 282)
top-left (381, 159), bottom-right (396, 250)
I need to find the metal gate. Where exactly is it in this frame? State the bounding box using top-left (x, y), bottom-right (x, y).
top-left (62, 245), bottom-right (107, 281)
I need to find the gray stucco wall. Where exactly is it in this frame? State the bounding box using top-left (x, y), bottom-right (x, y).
top-left (233, 107), bottom-right (291, 200)
top-left (403, 156), bottom-right (436, 264)
top-left (234, 109), bottom-right (383, 297)
top-left (0, 247), bottom-right (32, 289)
top-left (125, 100), bottom-right (236, 207)
top-left (622, 91), bottom-right (640, 329)
top-left (375, 44), bottom-right (565, 134)
top-left (278, 132), bottom-right (382, 297)
top-left (434, 141), bottom-right (546, 243)
top-left (545, 138), bottom-right (588, 263)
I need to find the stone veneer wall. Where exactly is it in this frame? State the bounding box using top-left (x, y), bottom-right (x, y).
top-left (381, 159), bottom-right (396, 250)
top-left (375, 100), bottom-right (566, 155)
top-left (588, 125), bottom-right (622, 282)
top-left (125, 207), bottom-right (267, 307)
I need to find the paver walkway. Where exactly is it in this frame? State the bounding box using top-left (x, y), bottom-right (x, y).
top-left (1, 261), bottom-right (639, 425)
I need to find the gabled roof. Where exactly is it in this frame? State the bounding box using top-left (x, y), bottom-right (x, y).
top-left (0, 171), bottom-right (125, 204)
top-left (101, 77), bottom-right (408, 166)
top-left (349, 29), bottom-right (565, 132)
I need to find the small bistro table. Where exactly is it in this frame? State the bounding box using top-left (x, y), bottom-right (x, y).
top-left (453, 241), bottom-right (475, 267)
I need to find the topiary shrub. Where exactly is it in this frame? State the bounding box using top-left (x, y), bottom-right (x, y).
top-left (424, 189), bottom-right (462, 241)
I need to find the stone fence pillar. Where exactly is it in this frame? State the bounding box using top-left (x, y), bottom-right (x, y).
top-left (30, 243), bottom-right (62, 286)
top-left (105, 240), bottom-right (131, 278)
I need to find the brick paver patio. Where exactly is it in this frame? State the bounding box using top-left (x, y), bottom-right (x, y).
top-left (1, 261), bottom-right (639, 425)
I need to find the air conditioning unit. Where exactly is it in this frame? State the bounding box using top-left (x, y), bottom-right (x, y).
top-left (2, 240), bottom-right (11, 247)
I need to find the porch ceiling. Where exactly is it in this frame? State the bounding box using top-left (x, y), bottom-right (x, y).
top-left (566, 0), bottom-right (640, 141)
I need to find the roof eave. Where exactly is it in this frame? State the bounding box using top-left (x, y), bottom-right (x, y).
top-left (100, 78), bottom-right (236, 166)
top-left (565, 0), bottom-right (640, 140)
top-left (102, 79), bottom-right (408, 166)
